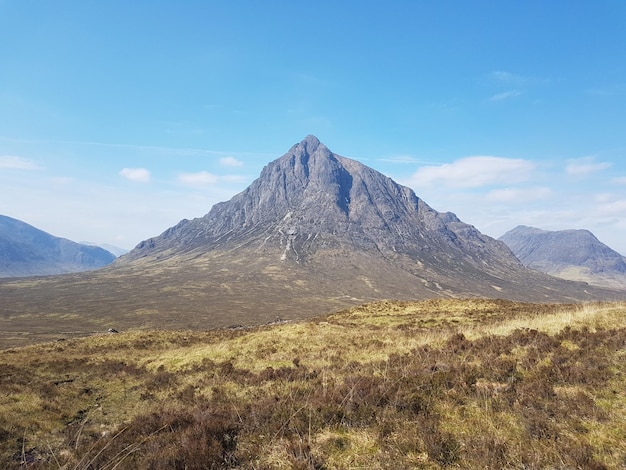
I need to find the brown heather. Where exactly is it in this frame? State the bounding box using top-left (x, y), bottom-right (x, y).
top-left (1, 299), bottom-right (625, 469)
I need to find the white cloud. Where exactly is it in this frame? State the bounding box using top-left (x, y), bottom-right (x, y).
top-left (409, 156), bottom-right (536, 189)
top-left (489, 90), bottom-right (522, 102)
top-left (219, 156), bottom-right (244, 167)
top-left (565, 157), bottom-right (611, 177)
top-left (612, 176), bottom-right (626, 185)
top-left (594, 196), bottom-right (626, 215)
top-left (485, 186), bottom-right (552, 203)
top-left (119, 167), bottom-right (151, 183)
top-left (0, 155), bottom-right (40, 170)
top-left (178, 171), bottom-right (219, 186)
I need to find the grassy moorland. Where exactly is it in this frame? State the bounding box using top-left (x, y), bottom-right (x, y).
top-left (1, 298), bottom-right (625, 469)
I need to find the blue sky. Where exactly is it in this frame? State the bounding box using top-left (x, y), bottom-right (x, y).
top-left (1, 1), bottom-right (626, 254)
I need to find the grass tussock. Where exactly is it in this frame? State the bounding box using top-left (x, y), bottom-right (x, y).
top-left (1, 299), bottom-right (625, 469)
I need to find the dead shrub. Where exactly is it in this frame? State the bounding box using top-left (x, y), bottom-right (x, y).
top-left (69, 403), bottom-right (239, 469)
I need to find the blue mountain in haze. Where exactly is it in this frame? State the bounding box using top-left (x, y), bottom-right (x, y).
top-left (0, 215), bottom-right (116, 277)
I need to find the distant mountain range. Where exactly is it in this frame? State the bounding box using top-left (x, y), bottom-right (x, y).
top-left (0, 215), bottom-right (116, 278)
top-left (499, 225), bottom-right (626, 289)
top-left (1, 136), bottom-right (624, 347)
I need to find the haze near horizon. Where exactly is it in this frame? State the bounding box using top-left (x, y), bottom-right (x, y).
top-left (1, 1), bottom-right (625, 254)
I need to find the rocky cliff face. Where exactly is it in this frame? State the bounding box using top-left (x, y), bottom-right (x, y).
top-left (125, 136), bottom-right (519, 272)
top-left (0, 215), bottom-right (116, 277)
top-left (500, 225), bottom-right (626, 288)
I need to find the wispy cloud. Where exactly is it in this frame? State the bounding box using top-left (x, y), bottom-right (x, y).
top-left (177, 171), bottom-right (219, 186)
top-left (593, 193), bottom-right (626, 215)
top-left (485, 186), bottom-right (552, 203)
top-left (409, 156), bottom-right (536, 189)
top-left (489, 71), bottom-right (527, 85)
top-left (599, 199), bottom-right (626, 215)
top-left (489, 71), bottom-right (549, 86)
top-left (489, 90), bottom-right (522, 102)
top-left (565, 156), bottom-right (611, 177)
top-left (486, 71), bottom-right (551, 102)
top-left (219, 156), bottom-right (244, 167)
top-left (120, 168), bottom-right (151, 183)
top-left (612, 176), bottom-right (626, 185)
top-left (0, 155), bottom-right (41, 170)
top-left (586, 83), bottom-right (626, 97)
top-left (0, 136), bottom-right (275, 159)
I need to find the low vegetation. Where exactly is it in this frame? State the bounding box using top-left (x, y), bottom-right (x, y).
top-left (1, 298), bottom-right (625, 469)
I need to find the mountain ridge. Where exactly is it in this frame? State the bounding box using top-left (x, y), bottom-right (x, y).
top-left (0, 214), bottom-right (116, 278)
top-left (499, 225), bottom-right (626, 288)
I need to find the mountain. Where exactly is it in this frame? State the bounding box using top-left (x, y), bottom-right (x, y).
top-left (0, 215), bottom-right (116, 278)
top-left (1, 137), bottom-right (624, 348)
top-left (499, 225), bottom-right (626, 289)
top-left (118, 135), bottom-right (624, 302)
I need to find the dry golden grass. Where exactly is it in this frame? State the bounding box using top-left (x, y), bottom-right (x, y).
top-left (1, 298), bottom-right (625, 469)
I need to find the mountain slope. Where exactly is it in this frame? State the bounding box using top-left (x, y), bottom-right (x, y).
top-left (499, 225), bottom-right (626, 288)
top-left (0, 215), bottom-right (116, 278)
top-left (1, 137), bottom-right (624, 348)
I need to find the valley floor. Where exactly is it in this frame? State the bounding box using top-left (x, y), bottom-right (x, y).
top-left (1, 298), bottom-right (625, 469)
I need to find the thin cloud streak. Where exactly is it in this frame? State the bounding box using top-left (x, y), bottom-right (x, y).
top-left (0, 156), bottom-right (41, 170)
top-left (0, 136), bottom-right (276, 159)
top-left (489, 90), bottom-right (522, 102)
top-left (489, 71), bottom-right (550, 86)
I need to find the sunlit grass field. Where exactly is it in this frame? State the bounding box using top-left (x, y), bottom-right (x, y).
top-left (1, 299), bottom-right (625, 468)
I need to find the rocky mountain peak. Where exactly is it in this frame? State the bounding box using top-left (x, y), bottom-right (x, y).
top-left (124, 136), bottom-right (518, 274)
top-left (292, 134), bottom-right (322, 154)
